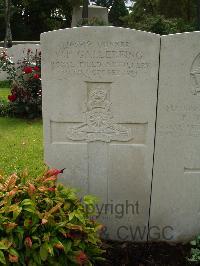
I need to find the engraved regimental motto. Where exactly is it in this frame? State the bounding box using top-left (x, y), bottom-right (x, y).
top-left (190, 53), bottom-right (200, 95)
top-left (66, 83), bottom-right (133, 143)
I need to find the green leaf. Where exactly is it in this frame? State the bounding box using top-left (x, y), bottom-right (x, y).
top-left (24, 219), bottom-right (32, 227)
top-left (30, 226), bottom-right (39, 234)
top-left (15, 227), bottom-right (24, 245)
top-left (75, 212), bottom-right (85, 224)
top-left (32, 243), bottom-right (40, 249)
top-left (0, 239), bottom-right (12, 250)
top-left (0, 250), bottom-right (6, 265)
top-left (40, 242), bottom-right (49, 261)
top-left (83, 195), bottom-right (98, 205)
top-left (79, 242), bottom-right (86, 250)
top-left (43, 233), bottom-right (51, 242)
top-left (93, 256), bottom-right (106, 261)
top-left (9, 247), bottom-right (19, 257)
top-left (28, 259), bottom-right (37, 266)
top-left (21, 199), bottom-right (34, 206)
top-left (63, 240), bottom-right (72, 254)
top-left (55, 222), bottom-right (67, 230)
top-left (33, 251), bottom-right (42, 264)
top-left (0, 243), bottom-right (7, 250)
top-left (68, 212), bottom-right (75, 221)
top-left (13, 206), bottom-right (22, 220)
top-left (32, 236), bottom-right (41, 245)
top-left (47, 245), bottom-right (54, 256)
top-left (23, 207), bottom-right (35, 213)
top-left (191, 240), bottom-right (197, 246)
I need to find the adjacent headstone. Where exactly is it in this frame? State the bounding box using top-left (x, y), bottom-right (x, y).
top-left (41, 27), bottom-right (160, 241)
top-left (0, 41), bottom-right (40, 46)
top-left (150, 32), bottom-right (200, 242)
top-left (71, 6), bottom-right (108, 27)
top-left (8, 44), bottom-right (40, 63)
top-left (0, 47), bottom-right (8, 81)
top-left (0, 44), bottom-right (41, 81)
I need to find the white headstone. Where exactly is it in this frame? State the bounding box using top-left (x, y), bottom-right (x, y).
top-left (8, 44), bottom-right (40, 63)
top-left (41, 27), bottom-right (160, 241)
top-left (150, 32), bottom-right (200, 242)
top-left (71, 5), bottom-right (108, 27)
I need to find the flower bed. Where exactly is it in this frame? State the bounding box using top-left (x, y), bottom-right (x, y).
top-left (0, 49), bottom-right (42, 118)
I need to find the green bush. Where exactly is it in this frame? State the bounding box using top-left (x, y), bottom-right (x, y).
top-left (188, 235), bottom-right (200, 263)
top-left (0, 168), bottom-right (104, 265)
top-left (122, 14), bottom-right (196, 35)
top-left (108, 0), bottom-right (128, 27)
top-left (0, 99), bottom-right (13, 117)
top-left (77, 17), bottom-right (110, 26)
top-left (0, 81), bottom-right (11, 89)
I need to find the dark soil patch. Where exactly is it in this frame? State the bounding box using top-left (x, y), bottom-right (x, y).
top-left (96, 241), bottom-right (192, 266)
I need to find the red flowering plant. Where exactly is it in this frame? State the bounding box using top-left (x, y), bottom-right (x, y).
top-left (0, 168), bottom-right (105, 265)
top-left (0, 48), bottom-right (42, 118)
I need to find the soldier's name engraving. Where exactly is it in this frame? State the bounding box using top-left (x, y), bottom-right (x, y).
top-left (48, 40), bottom-right (149, 79)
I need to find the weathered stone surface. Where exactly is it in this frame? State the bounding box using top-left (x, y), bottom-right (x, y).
top-left (41, 27), bottom-right (160, 241)
top-left (8, 43), bottom-right (40, 63)
top-left (71, 5), bottom-right (108, 27)
top-left (150, 32), bottom-right (200, 242)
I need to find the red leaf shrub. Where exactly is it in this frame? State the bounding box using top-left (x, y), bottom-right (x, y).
top-left (0, 168), bottom-right (104, 265)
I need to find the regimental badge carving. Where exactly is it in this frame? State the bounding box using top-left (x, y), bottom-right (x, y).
top-left (190, 53), bottom-right (200, 96)
top-left (66, 83), bottom-right (133, 143)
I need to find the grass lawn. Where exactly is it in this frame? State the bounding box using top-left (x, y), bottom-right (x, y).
top-left (0, 81), bottom-right (45, 177)
top-left (0, 117), bottom-right (45, 178)
top-left (0, 80), bottom-right (10, 100)
top-left (0, 88), bottom-right (10, 100)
